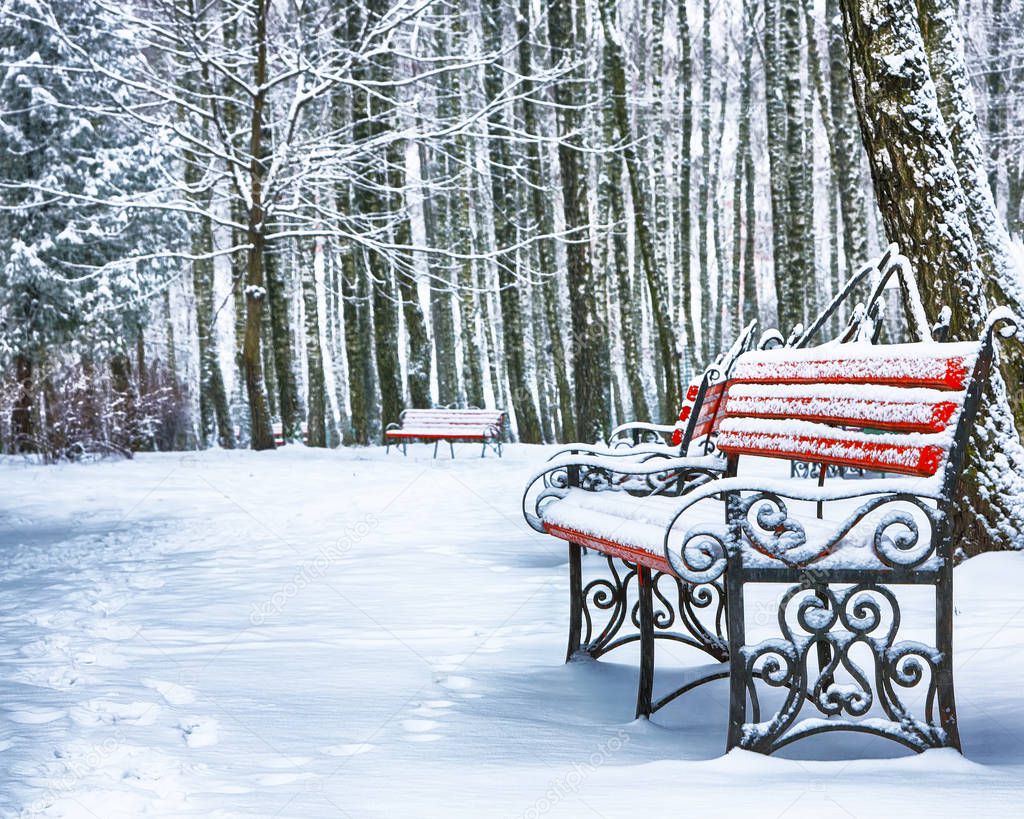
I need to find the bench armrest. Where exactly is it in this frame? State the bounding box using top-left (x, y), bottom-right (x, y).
top-left (607, 422), bottom-right (678, 447)
top-left (522, 451), bottom-right (727, 533)
top-left (663, 475), bottom-right (947, 585)
top-left (545, 441), bottom-right (685, 462)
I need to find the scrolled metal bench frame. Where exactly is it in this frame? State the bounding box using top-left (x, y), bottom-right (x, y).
top-left (665, 308), bottom-right (1018, 754)
top-left (524, 452), bottom-right (731, 717)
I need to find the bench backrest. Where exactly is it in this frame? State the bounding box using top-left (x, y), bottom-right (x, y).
top-left (399, 408), bottom-right (506, 433)
top-left (716, 340), bottom-right (983, 481)
top-left (671, 320), bottom-right (758, 450)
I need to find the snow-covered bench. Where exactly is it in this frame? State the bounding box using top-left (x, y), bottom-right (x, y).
top-left (523, 307), bottom-right (1018, 754)
top-left (608, 320), bottom-right (760, 454)
top-left (272, 422), bottom-right (308, 446)
top-left (385, 408), bottom-right (507, 458)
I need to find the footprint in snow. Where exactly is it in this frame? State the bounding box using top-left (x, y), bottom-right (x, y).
top-left (401, 719), bottom-right (441, 733)
top-left (12, 665), bottom-right (85, 691)
top-left (6, 706), bottom-right (66, 725)
top-left (321, 743), bottom-right (374, 757)
top-left (142, 678), bottom-right (195, 706)
top-left (178, 717), bottom-right (219, 748)
top-left (69, 699), bottom-right (160, 727)
top-left (84, 620), bottom-right (138, 641)
top-left (255, 771), bottom-right (317, 787)
top-left (437, 674), bottom-right (473, 691)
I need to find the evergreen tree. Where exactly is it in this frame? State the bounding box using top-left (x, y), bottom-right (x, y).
top-left (0, 0), bottom-right (176, 453)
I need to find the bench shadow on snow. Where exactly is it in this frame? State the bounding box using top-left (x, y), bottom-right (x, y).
top-left (476, 643), bottom-right (1024, 765)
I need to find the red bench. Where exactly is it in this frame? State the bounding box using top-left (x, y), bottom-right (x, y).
top-left (524, 306), bottom-right (1018, 755)
top-left (272, 422), bottom-right (308, 446)
top-left (385, 408), bottom-right (507, 458)
top-left (608, 320), bottom-right (759, 454)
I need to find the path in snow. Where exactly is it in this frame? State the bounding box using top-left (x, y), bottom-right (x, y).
top-left (1, 446), bottom-right (1023, 817)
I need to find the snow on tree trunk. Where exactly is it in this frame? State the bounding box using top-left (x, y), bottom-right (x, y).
top-left (840, 0), bottom-right (1024, 553)
top-left (599, 0), bottom-right (678, 424)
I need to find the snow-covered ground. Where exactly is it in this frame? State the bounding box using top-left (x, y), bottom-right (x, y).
top-left (1, 445), bottom-right (1024, 817)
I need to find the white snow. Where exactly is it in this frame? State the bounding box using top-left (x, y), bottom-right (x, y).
top-left (2, 447), bottom-right (1024, 816)
top-left (731, 341), bottom-right (979, 388)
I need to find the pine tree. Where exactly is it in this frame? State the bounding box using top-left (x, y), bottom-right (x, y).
top-left (0, 0), bottom-right (175, 454)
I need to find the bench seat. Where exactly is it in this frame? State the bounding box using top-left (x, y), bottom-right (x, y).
top-left (384, 427), bottom-right (495, 440)
top-left (541, 484), bottom-right (939, 575)
top-left (385, 408), bottom-right (507, 457)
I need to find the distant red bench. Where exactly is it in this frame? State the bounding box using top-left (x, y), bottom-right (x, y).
top-left (272, 422), bottom-right (308, 447)
top-left (385, 408), bottom-right (507, 458)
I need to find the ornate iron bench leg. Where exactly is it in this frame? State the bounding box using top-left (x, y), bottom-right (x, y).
top-left (725, 556), bottom-right (747, 752)
top-left (449, 440), bottom-right (455, 459)
top-left (936, 567), bottom-right (961, 750)
top-left (725, 565), bottom-right (960, 755)
top-left (432, 440), bottom-right (439, 459)
top-left (636, 566), bottom-right (654, 718)
top-left (567, 542), bottom-right (584, 661)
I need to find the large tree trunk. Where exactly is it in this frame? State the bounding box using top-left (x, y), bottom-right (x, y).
top-left (779, 0), bottom-right (810, 330)
top-left (916, 0), bottom-right (1024, 435)
top-left (342, 244), bottom-right (379, 445)
top-left (518, 0), bottom-right (574, 437)
top-left (483, 0), bottom-right (543, 442)
top-left (11, 352), bottom-right (34, 453)
top-left (839, 0), bottom-right (1024, 554)
top-left (302, 239), bottom-right (328, 448)
top-left (698, 0), bottom-right (713, 363)
top-left (240, 0), bottom-right (275, 451)
top-left (420, 138), bottom-right (459, 406)
top-left (398, 271), bottom-right (431, 409)
top-left (677, 0), bottom-right (697, 373)
top-left (598, 0), bottom-right (678, 422)
top-left (372, 261), bottom-right (403, 429)
top-left (763, 0), bottom-right (789, 328)
top-left (191, 201), bottom-right (233, 449)
top-left (265, 236), bottom-right (301, 438)
top-left (826, 0), bottom-right (869, 271)
top-left (732, 0), bottom-right (755, 337)
top-left (550, 0), bottom-right (611, 442)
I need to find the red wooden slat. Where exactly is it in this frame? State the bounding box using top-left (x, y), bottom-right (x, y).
top-left (717, 430), bottom-right (945, 477)
top-left (724, 394), bottom-right (959, 434)
top-left (386, 430), bottom-right (491, 440)
top-left (543, 523), bottom-right (670, 573)
top-left (731, 355), bottom-right (972, 390)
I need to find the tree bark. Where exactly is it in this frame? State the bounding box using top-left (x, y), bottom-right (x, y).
top-left (12, 353), bottom-right (34, 452)
top-left (240, 0), bottom-right (275, 451)
top-left (599, 0), bottom-right (678, 422)
top-left (518, 0), bottom-right (574, 436)
top-left (302, 239), bottom-right (328, 448)
top-left (483, 0), bottom-right (543, 441)
top-left (763, 0), bottom-right (788, 328)
top-left (677, 0), bottom-right (697, 372)
top-left (840, 0), bottom-right (1024, 554)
